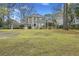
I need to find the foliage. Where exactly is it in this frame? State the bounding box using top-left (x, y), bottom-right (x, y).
top-left (19, 24), bottom-right (25, 29)
top-left (75, 7), bottom-right (79, 17)
top-left (0, 17), bottom-right (3, 27)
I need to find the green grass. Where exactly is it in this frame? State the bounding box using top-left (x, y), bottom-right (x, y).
top-left (0, 29), bottom-right (79, 56)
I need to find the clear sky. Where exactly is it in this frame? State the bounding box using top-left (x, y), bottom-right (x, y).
top-left (9, 3), bottom-right (64, 21)
top-left (32, 3), bottom-right (63, 15)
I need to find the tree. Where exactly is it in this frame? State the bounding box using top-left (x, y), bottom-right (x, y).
top-left (62, 4), bottom-right (79, 29)
top-left (51, 4), bottom-right (63, 29)
top-left (19, 4), bottom-right (36, 27)
top-left (75, 4), bottom-right (79, 17)
top-left (63, 3), bottom-right (69, 30)
top-left (0, 4), bottom-right (9, 28)
top-left (67, 4), bottom-right (75, 29)
top-left (0, 17), bottom-right (3, 28)
top-left (7, 3), bottom-right (16, 29)
top-left (0, 4), bottom-right (8, 16)
top-left (44, 14), bottom-right (58, 29)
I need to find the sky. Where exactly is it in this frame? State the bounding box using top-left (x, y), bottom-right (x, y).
top-left (32, 3), bottom-right (63, 15)
top-left (8, 3), bottom-right (64, 21)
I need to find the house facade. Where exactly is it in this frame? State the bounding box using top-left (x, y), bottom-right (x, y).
top-left (25, 14), bottom-right (45, 29)
top-left (55, 13), bottom-right (63, 26)
top-left (24, 13), bottom-right (64, 29)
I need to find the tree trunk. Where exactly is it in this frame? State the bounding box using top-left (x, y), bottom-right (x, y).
top-left (11, 23), bottom-right (13, 30)
top-left (63, 3), bottom-right (69, 30)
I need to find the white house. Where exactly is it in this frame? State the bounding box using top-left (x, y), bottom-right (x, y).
top-left (25, 14), bottom-right (45, 29)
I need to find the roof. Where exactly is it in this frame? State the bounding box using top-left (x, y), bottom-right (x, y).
top-left (28, 14), bottom-right (43, 18)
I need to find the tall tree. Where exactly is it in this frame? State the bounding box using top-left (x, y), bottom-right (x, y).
top-left (67, 4), bottom-right (75, 28)
top-left (0, 4), bottom-right (8, 28)
top-left (7, 3), bottom-right (16, 29)
top-left (63, 3), bottom-right (69, 30)
top-left (19, 4), bottom-right (36, 27)
top-left (51, 4), bottom-right (63, 29)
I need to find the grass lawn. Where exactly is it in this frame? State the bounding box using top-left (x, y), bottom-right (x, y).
top-left (0, 29), bottom-right (79, 56)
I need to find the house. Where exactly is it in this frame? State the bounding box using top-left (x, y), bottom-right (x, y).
top-left (25, 14), bottom-right (45, 29)
top-left (44, 14), bottom-right (54, 29)
top-left (23, 13), bottom-right (65, 29)
top-left (54, 13), bottom-right (63, 28)
top-left (71, 17), bottom-right (79, 28)
top-left (70, 4), bottom-right (79, 28)
top-left (56, 13), bottom-right (63, 25)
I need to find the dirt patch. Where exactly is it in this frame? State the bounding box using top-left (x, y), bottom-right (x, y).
top-left (0, 31), bottom-right (19, 39)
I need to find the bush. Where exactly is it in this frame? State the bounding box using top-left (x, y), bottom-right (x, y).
top-left (28, 25), bottom-right (32, 29)
top-left (19, 24), bottom-right (25, 29)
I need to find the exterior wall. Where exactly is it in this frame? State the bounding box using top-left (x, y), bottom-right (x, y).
top-left (56, 16), bottom-right (63, 26)
top-left (72, 17), bottom-right (79, 25)
top-left (75, 19), bottom-right (79, 24)
top-left (25, 14), bottom-right (57, 29)
top-left (25, 15), bottom-right (45, 29)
